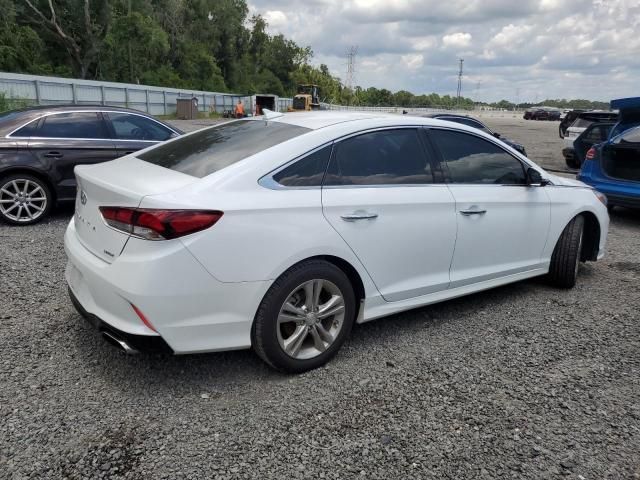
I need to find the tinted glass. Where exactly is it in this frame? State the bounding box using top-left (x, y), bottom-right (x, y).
top-left (38, 112), bottom-right (108, 139)
top-left (446, 117), bottom-right (490, 133)
top-left (582, 124), bottom-right (612, 144)
top-left (273, 145), bottom-right (332, 186)
top-left (614, 126), bottom-right (640, 144)
top-left (572, 118), bottom-right (594, 129)
top-left (108, 112), bottom-right (173, 141)
top-left (430, 129), bottom-right (526, 185)
top-left (10, 119), bottom-right (39, 137)
top-left (324, 129), bottom-right (432, 186)
top-left (138, 120), bottom-right (310, 178)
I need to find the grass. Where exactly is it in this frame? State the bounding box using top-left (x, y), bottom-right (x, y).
top-left (0, 92), bottom-right (32, 112)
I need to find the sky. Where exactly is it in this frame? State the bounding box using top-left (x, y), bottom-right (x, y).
top-left (247, 0), bottom-right (640, 103)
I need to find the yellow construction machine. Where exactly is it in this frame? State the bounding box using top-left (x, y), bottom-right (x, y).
top-left (289, 84), bottom-right (321, 111)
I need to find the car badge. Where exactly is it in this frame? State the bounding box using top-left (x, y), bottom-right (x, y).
top-left (80, 190), bottom-right (87, 205)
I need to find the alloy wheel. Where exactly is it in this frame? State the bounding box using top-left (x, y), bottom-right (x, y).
top-left (276, 279), bottom-right (346, 360)
top-left (0, 178), bottom-right (48, 223)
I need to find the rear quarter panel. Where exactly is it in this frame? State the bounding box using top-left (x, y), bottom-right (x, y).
top-left (139, 186), bottom-right (378, 296)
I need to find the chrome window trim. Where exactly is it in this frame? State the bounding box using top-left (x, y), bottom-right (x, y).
top-left (259, 124), bottom-right (550, 191)
top-left (5, 109), bottom-right (180, 139)
top-left (259, 125), bottom-right (438, 191)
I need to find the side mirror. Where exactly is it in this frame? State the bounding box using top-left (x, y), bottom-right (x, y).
top-left (493, 132), bottom-right (501, 139)
top-left (526, 167), bottom-right (549, 186)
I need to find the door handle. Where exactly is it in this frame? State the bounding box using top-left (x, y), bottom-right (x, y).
top-left (459, 209), bottom-right (487, 216)
top-left (43, 151), bottom-right (63, 158)
top-left (340, 212), bottom-right (378, 222)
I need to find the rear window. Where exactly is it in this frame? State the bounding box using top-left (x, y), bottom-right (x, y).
top-left (571, 118), bottom-right (594, 129)
top-left (137, 120), bottom-right (310, 178)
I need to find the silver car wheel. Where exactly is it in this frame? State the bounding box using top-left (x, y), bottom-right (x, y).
top-left (276, 279), bottom-right (346, 360)
top-left (0, 178), bottom-right (48, 223)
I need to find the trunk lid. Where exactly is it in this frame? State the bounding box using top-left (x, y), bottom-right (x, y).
top-left (73, 156), bottom-right (197, 263)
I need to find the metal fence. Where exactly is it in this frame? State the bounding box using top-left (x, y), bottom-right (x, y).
top-left (0, 72), bottom-right (293, 115)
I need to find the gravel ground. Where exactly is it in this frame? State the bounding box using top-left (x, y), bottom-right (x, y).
top-left (1, 118), bottom-right (639, 479)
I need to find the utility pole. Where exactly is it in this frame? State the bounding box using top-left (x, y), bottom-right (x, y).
top-left (456, 58), bottom-right (464, 107)
top-left (345, 46), bottom-right (358, 91)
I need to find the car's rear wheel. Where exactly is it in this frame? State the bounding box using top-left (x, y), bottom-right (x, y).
top-left (0, 174), bottom-right (52, 225)
top-left (252, 260), bottom-right (356, 373)
top-left (547, 215), bottom-right (584, 288)
top-left (565, 155), bottom-right (580, 169)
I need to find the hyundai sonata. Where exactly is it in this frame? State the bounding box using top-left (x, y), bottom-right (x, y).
top-left (65, 112), bottom-right (609, 372)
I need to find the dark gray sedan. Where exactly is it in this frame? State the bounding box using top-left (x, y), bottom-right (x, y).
top-left (0, 105), bottom-right (181, 225)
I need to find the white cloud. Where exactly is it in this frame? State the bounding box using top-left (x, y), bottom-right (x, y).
top-left (442, 32), bottom-right (472, 48)
top-left (263, 10), bottom-right (287, 28)
top-left (401, 53), bottom-right (424, 70)
top-left (249, 0), bottom-right (640, 102)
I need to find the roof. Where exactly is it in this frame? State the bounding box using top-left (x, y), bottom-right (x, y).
top-left (271, 111), bottom-right (389, 130)
top-left (0, 104), bottom-right (173, 136)
top-left (6, 104), bottom-right (150, 115)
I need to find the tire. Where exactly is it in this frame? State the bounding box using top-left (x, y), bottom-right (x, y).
top-left (0, 174), bottom-right (52, 225)
top-left (565, 156), bottom-right (580, 170)
top-left (252, 260), bottom-right (356, 373)
top-left (547, 215), bottom-right (585, 289)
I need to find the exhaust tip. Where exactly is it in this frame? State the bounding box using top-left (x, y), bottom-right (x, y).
top-left (101, 331), bottom-right (139, 355)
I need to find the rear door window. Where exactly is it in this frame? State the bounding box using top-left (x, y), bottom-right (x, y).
top-left (38, 112), bottom-right (109, 139)
top-left (324, 129), bottom-right (433, 186)
top-left (106, 112), bottom-right (174, 141)
top-left (137, 120), bottom-right (310, 178)
top-left (429, 129), bottom-right (526, 185)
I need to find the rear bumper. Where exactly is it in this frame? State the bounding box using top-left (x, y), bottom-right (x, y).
top-left (64, 218), bottom-right (272, 354)
top-left (69, 288), bottom-right (174, 354)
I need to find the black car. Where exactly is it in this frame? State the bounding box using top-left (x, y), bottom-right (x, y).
top-left (561, 111), bottom-right (619, 169)
top-left (0, 105), bottom-right (182, 225)
top-left (424, 113), bottom-right (527, 156)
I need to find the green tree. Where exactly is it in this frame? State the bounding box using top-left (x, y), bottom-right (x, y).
top-left (21, 0), bottom-right (111, 78)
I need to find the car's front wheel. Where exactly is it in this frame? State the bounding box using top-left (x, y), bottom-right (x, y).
top-left (252, 260), bottom-right (356, 373)
top-left (547, 215), bottom-right (584, 288)
top-left (0, 174), bottom-right (52, 225)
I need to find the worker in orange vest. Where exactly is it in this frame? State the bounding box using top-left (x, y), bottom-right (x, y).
top-left (235, 100), bottom-right (245, 118)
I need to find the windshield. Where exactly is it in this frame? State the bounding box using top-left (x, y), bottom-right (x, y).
top-left (137, 120), bottom-right (310, 178)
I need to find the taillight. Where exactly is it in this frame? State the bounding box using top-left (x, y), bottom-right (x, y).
top-left (99, 207), bottom-right (223, 240)
top-left (585, 147), bottom-right (596, 160)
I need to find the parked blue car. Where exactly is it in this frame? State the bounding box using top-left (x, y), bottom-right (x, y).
top-left (577, 97), bottom-right (640, 211)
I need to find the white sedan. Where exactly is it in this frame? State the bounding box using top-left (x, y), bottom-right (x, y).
top-left (64, 112), bottom-right (609, 372)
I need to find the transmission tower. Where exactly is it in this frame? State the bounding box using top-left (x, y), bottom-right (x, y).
top-left (345, 46), bottom-right (358, 90)
top-left (456, 58), bottom-right (464, 106)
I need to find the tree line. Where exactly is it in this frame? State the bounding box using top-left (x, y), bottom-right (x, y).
top-left (0, 0), bottom-right (608, 110)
